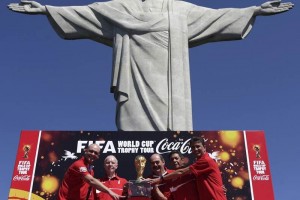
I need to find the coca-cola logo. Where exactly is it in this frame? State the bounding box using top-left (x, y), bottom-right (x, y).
top-left (13, 175), bottom-right (31, 181)
top-left (253, 175), bottom-right (269, 181)
top-left (156, 138), bottom-right (192, 154)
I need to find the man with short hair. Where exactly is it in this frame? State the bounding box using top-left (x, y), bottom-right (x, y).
top-left (95, 155), bottom-right (127, 200)
top-left (148, 154), bottom-right (174, 200)
top-left (168, 151), bottom-right (198, 200)
top-left (149, 137), bottom-right (226, 200)
top-left (168, 151), bottom-right (185, 170)
top-left (57, 144), bottom-right (123, 200)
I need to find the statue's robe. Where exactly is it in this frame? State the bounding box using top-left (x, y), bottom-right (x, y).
top-left (46, 0), bottom-right (256, 131)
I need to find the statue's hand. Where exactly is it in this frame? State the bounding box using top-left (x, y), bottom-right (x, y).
top-left (8, 0), bottom-right (46, 15)
top-left (255, 0), bottom-right (294, 16)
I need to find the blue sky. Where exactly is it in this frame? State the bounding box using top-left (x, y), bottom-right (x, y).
top-left (0, 0), bottom-right (299, 199)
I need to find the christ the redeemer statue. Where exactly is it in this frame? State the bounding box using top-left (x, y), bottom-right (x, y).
top-left (8, 0), bottom-right (293, 131)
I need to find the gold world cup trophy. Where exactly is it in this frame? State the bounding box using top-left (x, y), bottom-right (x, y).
top-left (23, 145), bottom-right (31, 159)
top-left (127, 155), bottom-right (151, 199)
top-left (253, 145), bottom-right (261, 159)
top-left (134, 155), bottom-right (147, 181)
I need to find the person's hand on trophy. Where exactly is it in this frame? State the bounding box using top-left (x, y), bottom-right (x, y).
top-left (142, 177), bottom-right (161, 186)
top-left (125, 155), bottom-right (152, 199)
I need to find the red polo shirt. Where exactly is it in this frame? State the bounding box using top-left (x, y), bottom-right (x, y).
top-left (189, 153), bottom-right (226, 200)
top-left (57, 157), bottom-right (94, 200)
top-left (95, 175), bottom-right (127, 200)
top-left (148, 168), bottom-right (174, 199)
top-left (170, 173), bottom-right (198, 200)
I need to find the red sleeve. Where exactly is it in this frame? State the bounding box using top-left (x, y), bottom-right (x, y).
top-left (121, 178), bottom-right (128, 184)
top-left (189, 156), bottom-right (213, 176)
top-left (70, 160), bottom-right (91, 178)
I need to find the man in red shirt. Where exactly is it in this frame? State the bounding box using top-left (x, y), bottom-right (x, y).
top-left (168, 151), bottom-right (198, 200)
top-left (95, 155), bottom-right (127, 200)
top-left (148, 154), bottom-right (174, 200)
top-left (57, 144), bottom-right (123, 200)
top-left (148, 137), bottom-right (226, 200)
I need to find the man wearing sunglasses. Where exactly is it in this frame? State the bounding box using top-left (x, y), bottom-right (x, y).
top-left (57, 144), bottom-right (124, 200)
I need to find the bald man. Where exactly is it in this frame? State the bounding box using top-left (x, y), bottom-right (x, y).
top-left (57, 144), bottom-right (123, 200)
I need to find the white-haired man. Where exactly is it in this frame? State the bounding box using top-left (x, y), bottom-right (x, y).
top-left (57, 144), bottom-right (123, 200)
top-left (95, 155), bottom-right (127, 200)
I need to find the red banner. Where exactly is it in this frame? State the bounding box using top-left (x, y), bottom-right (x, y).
top-left (9, 130), bottom-right (41, 199)
top-left (245, 131), bottom-right (275, 200)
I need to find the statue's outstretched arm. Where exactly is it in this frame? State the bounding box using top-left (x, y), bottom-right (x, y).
top-left (8, 0), bottom-right (46, 15)
top-left (254, 0), bottom-right (294, 16)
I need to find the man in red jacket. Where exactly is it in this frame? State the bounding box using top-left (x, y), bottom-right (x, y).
top-left (57, 144), bottom-right (123, 200)
top-left (148, 137), bottom-right (226, 200)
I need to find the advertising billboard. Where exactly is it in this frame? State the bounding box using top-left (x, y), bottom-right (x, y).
top-left (9, 130), bottom-right (274, 200)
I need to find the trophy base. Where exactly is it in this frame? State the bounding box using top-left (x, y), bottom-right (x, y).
top-left (128, 197), bottom-right (151, 200)
top-left (127, 180), bottom-right (151, 199)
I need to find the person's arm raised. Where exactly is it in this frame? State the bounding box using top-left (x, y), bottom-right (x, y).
top-left (146, 166), bottom-right (191, 185)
